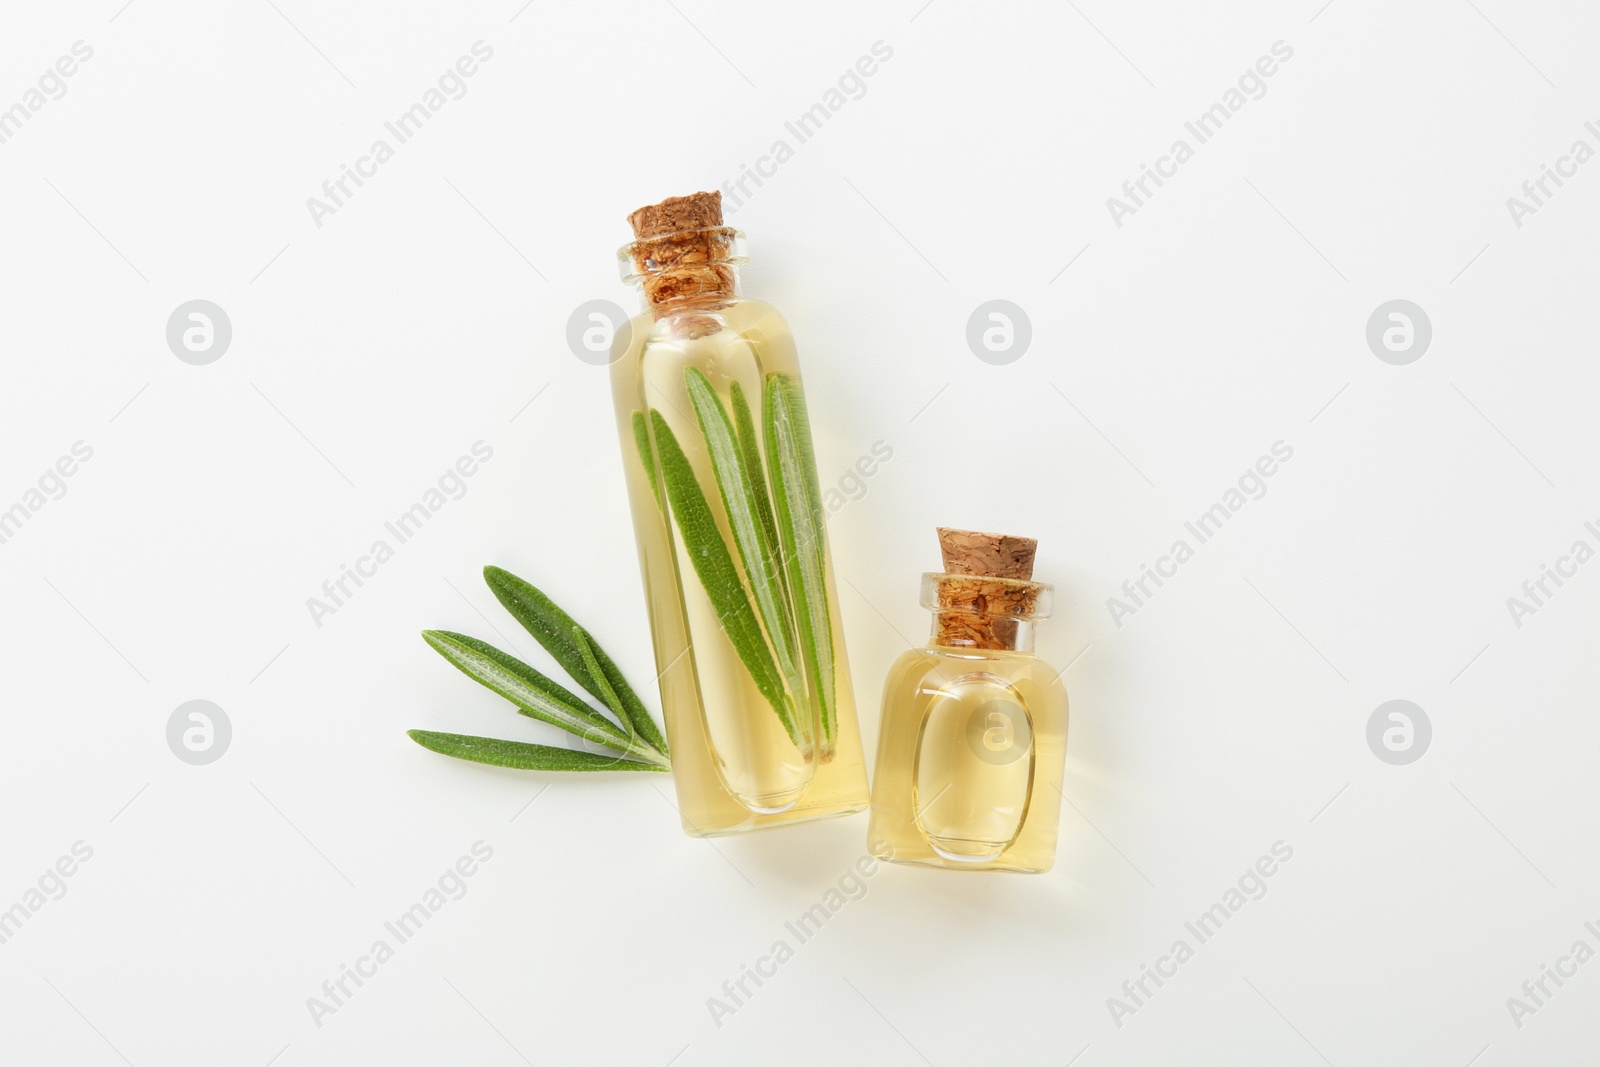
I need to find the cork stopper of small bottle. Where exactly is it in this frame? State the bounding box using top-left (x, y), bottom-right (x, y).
top-left (932, 528), bottom-right (1042, 650)
top-left (626, 190), bottom-right (736, 313)
top-left (939, 528), bottom-right (1038, 580)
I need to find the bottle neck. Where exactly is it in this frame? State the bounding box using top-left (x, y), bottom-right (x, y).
top-left (920, 573), bottom-right (1051, 654)
top-left (928, 613), bottom-right (1036, 653)
top-left (620, 226), bottom-right (746, 314)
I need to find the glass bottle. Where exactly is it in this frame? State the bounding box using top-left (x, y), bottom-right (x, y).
top-left (867, 529), bottom-right (1069, 872)
top-left (607, 191), bottom-right (868, 835)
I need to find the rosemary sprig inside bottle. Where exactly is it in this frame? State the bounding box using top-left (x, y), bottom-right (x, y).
top-left (637, 368), bottom-right (837, 759)
top-left (408, 566), bottom-right (669, 772)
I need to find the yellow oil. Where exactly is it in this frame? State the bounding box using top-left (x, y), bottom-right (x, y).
top-left (609, 298), bottom-right (868, 834)
top-left (868, 645), bottom-right (1067, 871)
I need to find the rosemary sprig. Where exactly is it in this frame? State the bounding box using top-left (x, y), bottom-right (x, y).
top-left (729, 381), bottom-right (783, 585)
top-left (630, 369), bottom-right (840, 756)
top-left (409, 568), bottom-right (669, 773)
top-left (764, 374), bottom-right (837, 750)
top-left (573, 625), bottom-right (634, 742)
top-left (408, 731), bottom-right (667, 773)
top-left (631, 410), bottom-right (662, 511)
top-left (685, 369), bottom-right (806, 728)
top-left (484, 565), bottom-right (669, 757)
top-left (648, 408), bottom-right (802, 747)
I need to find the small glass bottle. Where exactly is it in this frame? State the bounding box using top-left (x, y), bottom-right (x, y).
top-left (868, 529), bottom-right (1069, 872)
top-left (608, 191), bottom-right (868, 835)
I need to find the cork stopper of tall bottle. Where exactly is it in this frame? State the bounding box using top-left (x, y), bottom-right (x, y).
top-left (932, 527), bottom-right (1042, 650)
top-left (626, 190), bottom-right (736, 312)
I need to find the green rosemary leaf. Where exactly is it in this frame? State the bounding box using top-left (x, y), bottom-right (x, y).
top-left (649, 408), bottom-right (801, 746)
top-left (573, 624), bottom-right (633, 740)
top-left (764, 373), bottom-right (837, 750)
top-left (482, 567), bottom-right (670, 758)
top-left (632, 409), bottom-right (662, 511)
top-left (685, 369), bottom-right (805, 712)
top-left (407, 730), bottom-right (667, 772)
top-left (421, 630), bottom-right (666, 767)
top-left (730, 380), bottom-right (783, 588)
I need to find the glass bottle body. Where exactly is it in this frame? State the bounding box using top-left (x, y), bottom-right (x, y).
top-left (609, 294), bottom-right (868, 835)
top-left (868, 634), bottom-right (1068, 872)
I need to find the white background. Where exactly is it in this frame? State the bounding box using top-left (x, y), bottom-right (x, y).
top-left (1, 1), bottom-right (1596, 1063)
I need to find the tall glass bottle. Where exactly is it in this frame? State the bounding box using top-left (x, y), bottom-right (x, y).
top-left (868, 529), bottom-right (1069, 872)
top-left (608, 191), bottom-right (868, 835)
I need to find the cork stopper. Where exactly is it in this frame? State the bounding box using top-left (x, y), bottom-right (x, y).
top-left (938, 528), bottom-right (1037, 581)
top-left (625, 191), bottom-right (737, 315)
top-left (931, 528), bottom-right (1043, 650)
top-left (627, 191), bottom-right (723, 239)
